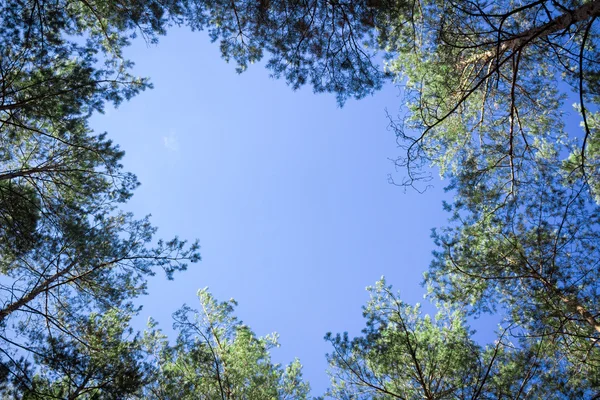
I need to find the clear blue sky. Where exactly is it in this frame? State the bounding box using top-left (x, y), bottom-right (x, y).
top-left (90, 27), bottom-right (454, 396)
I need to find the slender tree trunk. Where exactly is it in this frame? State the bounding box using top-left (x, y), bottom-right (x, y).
top-left (463, 0), bottom-right (600, 64)
top-left (0, 260), bottom-right (76, 323)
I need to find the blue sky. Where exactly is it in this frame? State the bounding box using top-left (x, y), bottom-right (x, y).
top-left (91, 27), bottom-right (453, 396)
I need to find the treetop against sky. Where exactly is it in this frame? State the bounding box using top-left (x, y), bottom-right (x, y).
top-left (1, 0), bottom-right (599, 397)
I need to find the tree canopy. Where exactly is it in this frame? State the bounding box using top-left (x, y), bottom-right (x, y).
top-left (140, 289), bottom-right (310, 399)
top-left (327, 279), bottom-right (595, 399)
top-left (0, 0), bottom-right (201, 394)
top-left (378, 0), bottom-right (600, 394)
top-left (1, 0), bottom-right (600, 397)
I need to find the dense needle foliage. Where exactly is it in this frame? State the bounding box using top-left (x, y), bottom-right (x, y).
top-left (1, 0), bottom-right (599, 397)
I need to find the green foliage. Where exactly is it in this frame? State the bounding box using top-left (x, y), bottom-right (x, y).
top-left (426, 159), bottom-right (600, 392)
top-left (326, 279), bottom-right (593, 399)
top-left (0, 181), bottom-right (40, 259)
top-left (0, 0), bottom-right (201, 395)
top-left (141, 289), bottom-right (310, 399)
top-left (3, 0), bottom-right (600, 397)
top-left (0, 0), bottom-right (389, 107)
top-left (372, 0), bottom-right (600, 395)
top-left (379, 0), bottom-right (600, 200)
top-left (7, 309), bottom-right (150, 399)
top-left (190, 0), bottom-right (393, 102)
top-left (326, 279), bottom-right (480, 399)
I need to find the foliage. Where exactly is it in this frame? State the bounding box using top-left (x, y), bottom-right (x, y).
top-left (1, 0), bottom-right (389, 109)
top-left (384, 0), bottom-right (600, 188)
top-left (5, 309), bottom-right (151, 399)
top-left (3, 0), bottom-right (600, 397)
top-left (0, 181), bottom-right (40, 258)
top-left (326, 278), bottom-right (594, 399)
top-left (0, 137), bottom-right (200, 394)
top-left (182, 0), bottom-right (391, 103)
top-left (140, 289), bottom-right (311, 399)
top-left (371, 0), bottom-right (600, 394)
top-left (0, 0), bottom-right (200, 395)
top-left (425, 150), bottom-right (600, 393)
